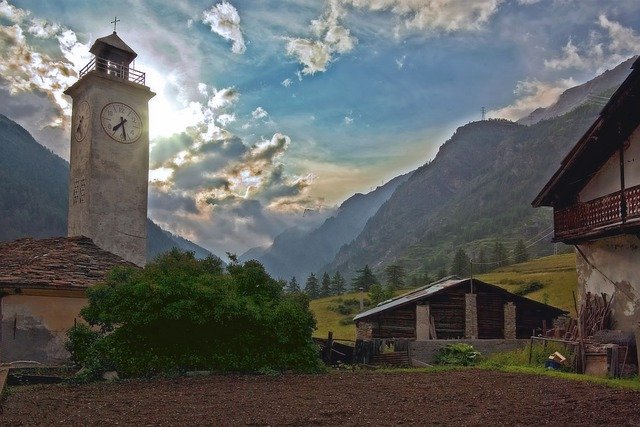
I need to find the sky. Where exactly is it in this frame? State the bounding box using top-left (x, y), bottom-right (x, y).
top-left (1, 0), bottom-right (639, 258)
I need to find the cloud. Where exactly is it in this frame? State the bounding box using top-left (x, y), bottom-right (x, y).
top-left (202, 1), bottom-right (246, 54)
top-left (0, 3), bottom-right (92, 156)
top-left (252, 106), bottom-right (268, 119)
top-left (489, 78), bottom-right (576, 121)
top-left (285, 0), bottom-right (503, 75)
top-left (342, 0), bottom-right (503, 33)
top-left (544, 39), bottom-right (587, 70)
top-left (544, 14), bottom-right (640, 72)
top-left (284, 0), bottom-right (357, 75)
top-left (344, 116), bottom-right (353, 125)
top-left (395, 54), bottom-right (405, 69)
top-left (281, 78), bottom-right (292, 87)
top-left (147, 83), bottom-right (322, 255)
top-left (0, 0), bottom-right (29, 23)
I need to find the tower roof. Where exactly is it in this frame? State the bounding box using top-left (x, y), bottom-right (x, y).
top-left (89, 32), bottom-right (137, 63)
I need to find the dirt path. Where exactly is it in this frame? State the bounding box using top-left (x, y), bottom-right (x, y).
top-left (2, 369), bottom-right (640, 426)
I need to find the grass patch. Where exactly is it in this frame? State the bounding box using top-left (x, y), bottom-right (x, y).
top-left (489, 365), bottom-right (640, 392)
top-left (477, 253), bottom-right (577, 315)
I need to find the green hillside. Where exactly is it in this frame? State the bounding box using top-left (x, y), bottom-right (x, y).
top-left (476, 253), bottom-right (578, 315)
top-left (310, 253), bottom-right (577, 339)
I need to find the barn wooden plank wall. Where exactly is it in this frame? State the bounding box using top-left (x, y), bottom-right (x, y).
top-left (362, 279), bottom-right (566, 340)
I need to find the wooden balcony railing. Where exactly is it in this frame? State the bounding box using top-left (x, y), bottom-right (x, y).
top-left (79, 57), bottom-right (145, 85)
top-left (554, 184), bottom-right (640, 240)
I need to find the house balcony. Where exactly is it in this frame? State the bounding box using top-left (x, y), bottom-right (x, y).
top-left (554, 184), bottom-right (640, 242)
top-left (79, 57), bottom-right (145, 85)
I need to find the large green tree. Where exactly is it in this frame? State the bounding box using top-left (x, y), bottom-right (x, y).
top-left (287, 276), bottom-right (300, 293)
top-left (450, 248), bottom-right (471, 277)
top-left (331, 271), bottom-right (346, 295)
top-left (492, 240), bottom-right (509, 268)
top-left (67, 250), bottom-right (321, 377)
top-left (305, 273), bottom-right (319, 299)
top-left (320, 272), bottom-right (331, 297)
top-left (513, 239), bottom-right (529, 264)
top-left (384, 264), bottom-right (405, 290)
top-left (351, 265), bottom-right (379, 292)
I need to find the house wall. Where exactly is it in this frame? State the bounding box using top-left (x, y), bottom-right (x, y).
top-left (0, 294), bottom-right (87, 364)
top-left (579, 125), bottom-right (640, 202)
top-left (575, 235), bottom-right (640, 332)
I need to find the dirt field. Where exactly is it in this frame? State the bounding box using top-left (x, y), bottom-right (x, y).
top-left (2, 369), bottom-right (640, 426)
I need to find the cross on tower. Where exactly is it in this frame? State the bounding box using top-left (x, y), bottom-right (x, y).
top-left (111, 16), bottom-right (120, 33)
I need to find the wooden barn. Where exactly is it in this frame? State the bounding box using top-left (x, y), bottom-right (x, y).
top-left (354, 277), bottom-right (567, 341)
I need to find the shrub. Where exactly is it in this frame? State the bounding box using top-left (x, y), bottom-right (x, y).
top-left (435, 343), bottom-right (481, 366)
top-left (66, 249), bottom-right (323, 378)
top-left (328, 298), bottom-right (370, 315)
top-left (514, 281), bottom-right (544, 296)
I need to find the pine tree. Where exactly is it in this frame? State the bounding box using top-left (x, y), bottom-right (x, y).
top-left (385, 264), bottom-right (405, 290)
top-left (492, 240), bottom-right (509, 267)
top-left (450, 248), bottom-right (471, 276)
top-left (287, 276), bottom-right (300, 293)
top-left (331, 271), bottom-right (346, 295)
top-left (351, 265), bottom-right (379, 292)
top-left (305, 273), bottom-right (319, 299)
top-left (320, 272), bottom-right (331, 297)
top-left (476, 246), bottom-right (488, 274)
top-left (513, 239), bottom-right (529, 264)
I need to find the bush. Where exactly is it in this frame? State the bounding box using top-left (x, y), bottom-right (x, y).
top-left (328, 298), bottom-right (370, 315)
top-left (435, 343), bottom-right (481, 366)
top-left (514, 281), bottom-right (544, 296)
top-left (66, 249), bottom-right (323, 378)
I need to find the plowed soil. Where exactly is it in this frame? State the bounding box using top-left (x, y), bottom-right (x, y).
top-left (2, 369), bottom-right (640, 426)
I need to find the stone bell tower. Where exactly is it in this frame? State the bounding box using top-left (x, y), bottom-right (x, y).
top-left (64, 31), bottom-right (155, 266)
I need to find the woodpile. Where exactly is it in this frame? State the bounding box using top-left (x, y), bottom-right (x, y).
top-left (566, 292), bottom-right (612, 341)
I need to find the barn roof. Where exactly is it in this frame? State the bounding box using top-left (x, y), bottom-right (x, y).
top-left (532, 56), bottom-right (640, 208)
top-left (0, 236), bottom-right (137, 291)
top-left (353, 276), bottom-right (567, 321)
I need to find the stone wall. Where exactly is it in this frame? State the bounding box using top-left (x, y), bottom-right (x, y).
top-left (411, 339), bottom-right (528, 364)
top-left (465, 293), bottom-right (478, 339)
top-left (356, 321), bottom-right (373, 341)
top-left (415, 304), bottom-right (430, 341)
top-left (504, 302), bottom-right (516, 339)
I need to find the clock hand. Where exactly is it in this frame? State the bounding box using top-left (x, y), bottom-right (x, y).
top-left (76, 117), bottom-right (83, 134)
top-left (112, 117), bottom-right (127, 134)
top-left (122, 121), bottom-right (127, 141)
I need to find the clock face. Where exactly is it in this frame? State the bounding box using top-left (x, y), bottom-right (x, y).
top-left (100, 102), bottom-right (142, 144)
top-left (74, 100), bottom-right (91, 141)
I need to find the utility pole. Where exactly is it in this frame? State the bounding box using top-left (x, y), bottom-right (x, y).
top-left (481, 107), bottom-right (486, 121)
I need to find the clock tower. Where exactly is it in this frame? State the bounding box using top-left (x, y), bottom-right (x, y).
top-left (64, 31), bottom-right (155, 266)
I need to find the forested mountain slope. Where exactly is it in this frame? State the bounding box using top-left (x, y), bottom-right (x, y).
top-left (328, 102), bottom-right (604, 279)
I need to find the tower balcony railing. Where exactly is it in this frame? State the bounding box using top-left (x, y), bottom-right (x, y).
top-left (79, 57), bottom-right (145, 85)
top-left (554, 184), bottom-right (640, 240)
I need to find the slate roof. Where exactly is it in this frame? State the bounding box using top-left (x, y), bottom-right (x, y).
top-left (0, 236), bottom-right (137, 291)
top-left (353, 276), bottom-right (567, 321)
top-left (89, 32), bottom-right (137, 61)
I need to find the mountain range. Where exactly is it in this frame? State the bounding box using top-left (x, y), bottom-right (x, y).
top-left (0, 114), bottom-right (213, 261)
top-left (243, 56), bottom-right (635, 283)
top-left (1, 56), bottom-right (635, 281)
